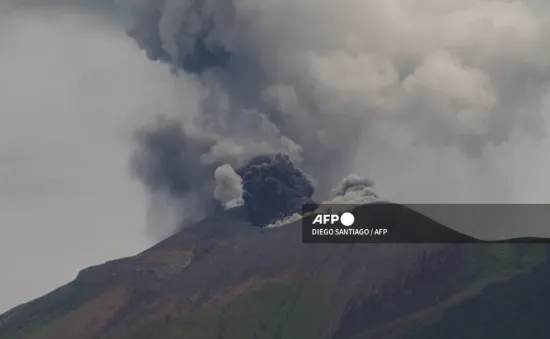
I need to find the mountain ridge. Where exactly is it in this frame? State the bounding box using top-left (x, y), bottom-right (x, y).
top-left (1, 203), bottom-right (549, 339)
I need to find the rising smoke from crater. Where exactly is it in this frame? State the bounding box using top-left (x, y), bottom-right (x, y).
top-left (129, 116), bottom-right (315, 227)
top-left (118, 0), bottom-right (550, 230)
top-left (3, 0), bottom-right (550, 232)
top-left (5, 0), bottom-right (550, 314)
top-left (239, 153), bottom-right (316, 226)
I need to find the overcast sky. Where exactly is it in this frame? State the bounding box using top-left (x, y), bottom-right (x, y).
top-left (0, 5), bottom-right (203, 313)
top-left (3, 0), bottom-right (550, 315)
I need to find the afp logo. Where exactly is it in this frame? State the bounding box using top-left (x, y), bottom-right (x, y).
top-left (312, 212), bottom-right (355, 226)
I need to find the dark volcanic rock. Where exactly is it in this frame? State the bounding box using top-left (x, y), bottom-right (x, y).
top-left (0, 205), bottom-right (548, 339)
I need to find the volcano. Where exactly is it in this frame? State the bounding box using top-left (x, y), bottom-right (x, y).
top-left (1, 204), bottom-right (549, 339)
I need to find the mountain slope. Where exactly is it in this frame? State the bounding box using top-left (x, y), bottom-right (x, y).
top-left (1, 205), bottom-right (548, 339)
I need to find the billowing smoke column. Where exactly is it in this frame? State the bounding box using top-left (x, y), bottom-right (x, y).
top-left (120, 0), bottom-right (550, 229)
top-left (237, 153), bottom-right (316, 226)
top-left (119, 0), bottom-right (364, 199)
top-left (122, 0), bottom-right (232, 74)
top-left (130, 117), bottom-right (315, 227)
top-left (130, 118), bottom-right (222, 223)
top-left (131, 120), bottom-right (317, 225)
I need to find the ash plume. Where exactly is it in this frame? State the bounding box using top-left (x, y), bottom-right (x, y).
top-left (130, 117), bottom-right (309, 228)
top-left (3, 0), bottom-right (550, 236)
top-left (118, 0), bottom-right (550, 230)
top-left (119, 0), bottom-right (550, 153)
top-left (238, 153), bottom-right (316, 227)
top-left (265, 173), bottom-right (383, 228)
top-left (130, 118), bottom-right (222, 224)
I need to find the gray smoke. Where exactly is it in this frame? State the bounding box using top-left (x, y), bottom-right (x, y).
top-left (328, 174), bottom-right (381, 205)
top-left (130, 116), bottom-right (307, 225)
top-left (267, 174), bottom-right (382, 227)
top-left (129, 117), bottom-right (221, 224)
top-left (118, 0), bottom-right (365, 197)
top-left (3, 0), bottom-right (550, 235)
top-left (131, 117), bottom-right (316, 225)
top-left (213, 164), bottom-right (243, 209)
top-left (119, 0), bottom-right (550, 150)
top-left (119, 0), bottom-right (550, 228)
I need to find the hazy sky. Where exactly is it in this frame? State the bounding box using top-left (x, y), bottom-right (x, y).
top-left (2, 0), bottom-right (550, 314)
top-left (0, 5), bottom-right (202, 313)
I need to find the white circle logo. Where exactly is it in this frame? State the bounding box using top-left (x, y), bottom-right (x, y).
top-left (340, 212), bottom-right (355, 226)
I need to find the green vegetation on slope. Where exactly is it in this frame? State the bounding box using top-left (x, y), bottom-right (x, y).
top-left (3, 311), bottom-right (66, 339)
top-left (404, 256), bottom-right (550, 339)
top-left (2, 287), bottom-right (90, 339)
top-left (3, 285), bottom-right (127, 339)
top-left (124, 282), bottom-right (329, 339)
top-left (5, 245), bottom-right (548, 339)
top-left (354, 244), bottom-right (549, 339)
top-left (460, 244), bottom-right (548, 281)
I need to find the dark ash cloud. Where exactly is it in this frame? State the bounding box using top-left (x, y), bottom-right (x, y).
top-left (130, 116), bottom-right (318, 227)
top-left (119, 0), bottom-right (550, 230)
top-left (238, 153), bottom-right (316, 227)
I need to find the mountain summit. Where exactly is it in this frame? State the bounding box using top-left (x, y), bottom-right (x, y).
top-left (1, 204), bottom-right (549, 339)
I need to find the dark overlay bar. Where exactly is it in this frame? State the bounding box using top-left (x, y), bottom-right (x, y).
top-left (301, 203), bottom-right (550, 244)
